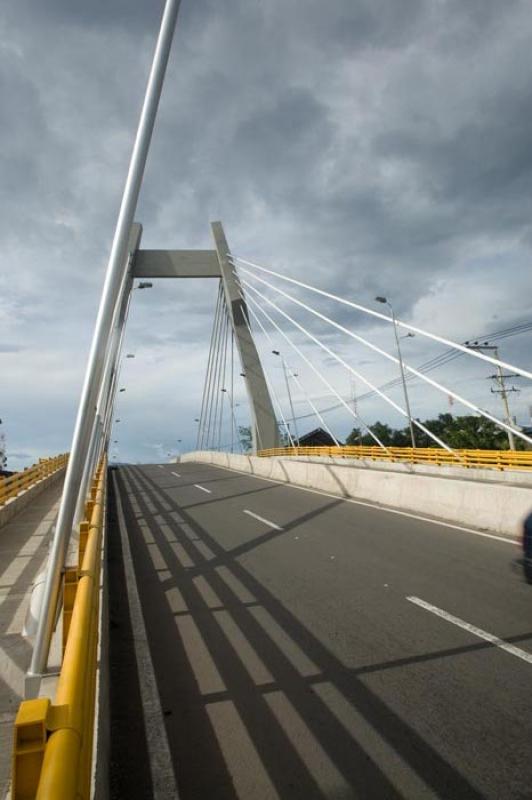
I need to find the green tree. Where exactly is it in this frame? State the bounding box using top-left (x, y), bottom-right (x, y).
top-left (346, 414), bottom-right (525, 451)
top-left (238, 425), bottom-right (252, 452)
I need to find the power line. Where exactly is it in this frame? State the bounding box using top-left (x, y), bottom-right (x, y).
top-left (294, 320), bottom-right (532, 422)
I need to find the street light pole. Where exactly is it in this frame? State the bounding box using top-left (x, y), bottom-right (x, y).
top-left (221, 388), bottom-right (240, 453)
top-left (282, 359), bottom-right (300, 444)
top-left (376, 297), bottom-right (416, 448)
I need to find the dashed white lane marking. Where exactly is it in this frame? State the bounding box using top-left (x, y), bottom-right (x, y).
top-left (194, 484), bottom-right (212, 494)
top-left (112, 474), bottom-right (179, 799)
top-left (201, 462), bottom-right (517, 545)
top-left (171, 471), bottom-right (181, 478)
top-left (407, 596), bottom-right (532, 666)
top-left (157, 465), bottom-right (164, 469)
top-left (243, 509), bottom-right (283, 531)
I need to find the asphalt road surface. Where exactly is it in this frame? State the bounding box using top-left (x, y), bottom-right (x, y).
top-left (107, 461), bottom-right (531, 800)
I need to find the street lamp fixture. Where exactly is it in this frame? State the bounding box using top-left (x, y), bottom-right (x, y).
top-left (126, 353), bottom-right (135, 358)
top-left (375, 295), bottom-right (416, 448)
top-left (137, 281), bottom-right (153, 289)
top-left (119, 388), bottom-right (126, 393)
top-left (271, 349), bottom-right (299, 442)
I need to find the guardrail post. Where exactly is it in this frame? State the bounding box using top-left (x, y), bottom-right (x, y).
top-left (62, 568), bottom-right (78, 657)
top-left (12, 698), bottom-right (51, 800)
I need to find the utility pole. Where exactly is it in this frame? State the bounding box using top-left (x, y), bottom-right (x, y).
top-left (465, 341), bottom-right (519, 450)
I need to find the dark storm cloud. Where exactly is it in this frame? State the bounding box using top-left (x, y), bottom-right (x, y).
top-left (8, 1), bottom-right (159, 30)
top-left (2, 0), bottom-right (532, 466)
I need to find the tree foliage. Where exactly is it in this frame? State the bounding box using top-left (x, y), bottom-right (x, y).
top-left (238, 425), bottom-right (252, 452)
top-left (346, 414), bottom-right (525, 450)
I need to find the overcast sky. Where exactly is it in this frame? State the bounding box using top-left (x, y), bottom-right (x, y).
top-left (2, 0), bottom-right (532, 468)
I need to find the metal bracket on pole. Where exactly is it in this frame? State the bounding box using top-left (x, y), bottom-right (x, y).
top-left (211, 221), bottom-right (280, 452)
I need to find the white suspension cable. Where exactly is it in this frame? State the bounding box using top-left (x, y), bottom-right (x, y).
top-left (240, 290), bottom-right (389, 451)
top-left (217, 307), bottom-right (230, 450)
top-left (239, 305), bottom-right (296, 447)
top-left (239, 267), bottom-right (532, 448)
top-left (201, 284), bottom-right (224, 449)
top-left (197, 284), bottom-right (223, 449)
top-left (241, 279), bottom-right (456, 454)
top-left (229, 263), bottom-right (368, 448)
top-left (231, 255), bottom-right (532, 382)
top-left (206, 289), bottom-right (225, 448)
top-left (246, 303), bottom-right (341, 447)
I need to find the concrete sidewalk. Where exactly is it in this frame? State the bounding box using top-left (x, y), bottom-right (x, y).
top-left (0, 481), bottom-right (62, 799)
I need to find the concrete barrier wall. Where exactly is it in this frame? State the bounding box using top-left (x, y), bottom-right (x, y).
top-left (182, 452), bottom-right (532, 538)
top-left (0, 468), bottom-right (65, 530)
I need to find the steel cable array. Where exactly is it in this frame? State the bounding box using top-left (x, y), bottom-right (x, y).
top-left (229, 255), bottom-right (532, 450)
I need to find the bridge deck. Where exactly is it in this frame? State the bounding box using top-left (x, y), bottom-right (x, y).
top-left (0, 481), bottom-right (62, 799)
top-left (109, 462), bottom-right (531, 800)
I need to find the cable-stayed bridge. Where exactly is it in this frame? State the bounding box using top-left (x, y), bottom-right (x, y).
top-left (2, 2), bottom-right (532, 798)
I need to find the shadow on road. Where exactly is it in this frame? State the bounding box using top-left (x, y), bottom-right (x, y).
top-left (108, 465), bottom-right (493, 800)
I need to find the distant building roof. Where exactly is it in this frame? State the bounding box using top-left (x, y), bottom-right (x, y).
top-left (295, 427), bottom-right (339, 447)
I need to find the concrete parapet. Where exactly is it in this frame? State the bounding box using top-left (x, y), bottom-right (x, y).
top-left (181, 452), bottom-right (532, 538)
top-left (0, 469), bottom-right (65, 531)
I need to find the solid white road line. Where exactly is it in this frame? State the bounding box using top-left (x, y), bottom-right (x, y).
top-left (407, 596), bottom-right (532, 666)
top-left (112, 474), bottom-right (180, 799)
top-left (204, 464), bottom-right (517, 545)
top-left (194, 484), bottom-right (212, 494)
top-left (171, 471), bottom-right (181, 478)
top-left (157, 465), bottom-right (164, 469)
top-left (243, 509), bottom-right (283, 531)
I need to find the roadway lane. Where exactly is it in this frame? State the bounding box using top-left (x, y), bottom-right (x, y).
top-left (108, 461), bottom-right (532, 800)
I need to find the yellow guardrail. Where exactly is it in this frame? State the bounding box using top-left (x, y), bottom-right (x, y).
top-left (12, 457), bottom-right (106, 800)
top-left (258, 445), bottom-right (532, 471)
top-left (0, 454), bottom-right (68, 507)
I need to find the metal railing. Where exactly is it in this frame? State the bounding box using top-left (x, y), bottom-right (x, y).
top-left (0, 455), bottom-right (68, 507)
top-left (12, 458), bottom-right (106, 799)
top-left (258, 445), bottom-right (532, 471)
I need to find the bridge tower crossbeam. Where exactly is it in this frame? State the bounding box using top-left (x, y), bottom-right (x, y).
top-left (131, 221), bottom-right (280, 452)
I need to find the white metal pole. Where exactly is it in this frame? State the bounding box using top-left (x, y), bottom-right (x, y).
top-left (282, 359), bottom-right (300, 443)
top-left (73, 274), bottom-right (134, 528)
top-left (27, 0), bottom-right (182, 693)
top-left (390, 304), bottom-right (416, 448)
